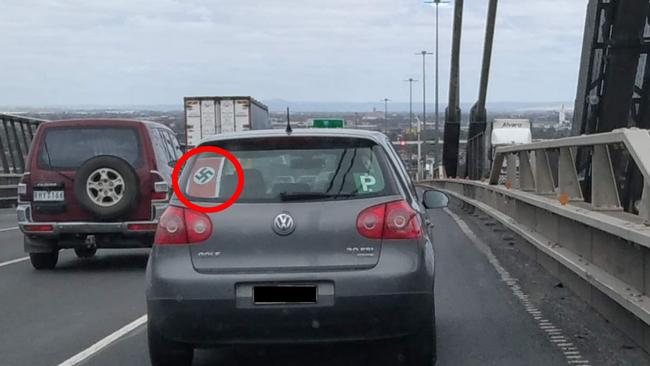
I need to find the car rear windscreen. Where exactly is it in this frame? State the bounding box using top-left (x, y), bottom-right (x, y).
top-left (182, 137), bottom-right (399, 202)
top-left (38, 127), bottom-right (142, 169)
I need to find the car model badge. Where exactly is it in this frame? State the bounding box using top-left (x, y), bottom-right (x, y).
top-left (273, 212), bottom-right (295, 236)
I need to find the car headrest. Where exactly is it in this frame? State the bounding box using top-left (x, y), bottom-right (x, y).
top-left (220, 169), bottom-right (266, 199)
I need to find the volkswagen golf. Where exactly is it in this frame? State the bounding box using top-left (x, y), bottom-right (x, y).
top-left (146, 128), bottom-right (448, 366)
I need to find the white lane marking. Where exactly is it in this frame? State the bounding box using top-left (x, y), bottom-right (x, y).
top-left (444, 208), bottom-right (591, 366)
top-left (0, 256), bottom-right (29, 268)
top-left (0, 226), bottom-right (18, 232)
top-left (57, 314), bottom-right (148, 366)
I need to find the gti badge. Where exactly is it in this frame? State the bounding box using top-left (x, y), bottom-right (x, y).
top-left (273, 212), bottom-right (295, 236)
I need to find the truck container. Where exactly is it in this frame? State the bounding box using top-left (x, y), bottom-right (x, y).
top-left (484, 118), bottom-right (533, 180)
top-left (485, 119), bottom-right (532, 161)
top-left (184, 96), bottom-right (270, 147)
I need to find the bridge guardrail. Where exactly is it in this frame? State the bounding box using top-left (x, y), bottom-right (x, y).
top-left (423, 128), bottom-right (650, 353)
top-left (0, 113), bottom-right (47, 206)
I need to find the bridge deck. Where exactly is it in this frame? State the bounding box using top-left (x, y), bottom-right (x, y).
top-left (0, 206), bottom-right (648, 365)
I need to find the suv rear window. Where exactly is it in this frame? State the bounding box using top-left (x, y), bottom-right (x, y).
top-left (182, 137), bottom-right (399, 202)
top-left (38, 127), bottom-right (142, 169)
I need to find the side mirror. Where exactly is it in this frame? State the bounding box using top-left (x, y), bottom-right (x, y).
top-left (423, 190), bottom-right (449, 209)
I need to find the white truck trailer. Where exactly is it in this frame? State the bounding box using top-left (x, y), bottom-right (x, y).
top-left (484, 119), bottom-right (533, 180)
top-left (184, 96), bottom-right (270, 147)
top-left (486, 119), bottom-right (532, 161)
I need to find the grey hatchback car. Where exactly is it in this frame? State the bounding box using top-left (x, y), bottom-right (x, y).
top-left (146, 129), bottom-right (448, 366)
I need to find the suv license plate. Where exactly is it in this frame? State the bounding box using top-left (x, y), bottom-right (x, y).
top-left (33, 190), bottom-right (64, 202)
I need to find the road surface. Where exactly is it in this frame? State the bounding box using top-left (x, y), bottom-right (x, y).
top-left (0, 206), bottom-right (648, 366)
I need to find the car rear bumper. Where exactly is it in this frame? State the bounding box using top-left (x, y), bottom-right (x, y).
top-left (146, 243), bottom-right (435, 345)
top-left (19, 221), bottom-right (159, 235)
top-left (148, 293), bottom-right (432, 345)
top-left (17, 202), bottom-right (165, 236)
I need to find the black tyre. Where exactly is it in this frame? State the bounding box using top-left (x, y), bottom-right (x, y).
top-left (406, 303), bottom-right (437, 366)
top-left (74, 155), bottom-right (139, 220)
top-left (29, 252), bottom-right (59, 270)
top-left (74, 247), bottom-right (97, 258)
top-left (148, 321), bottom-right (193, 366)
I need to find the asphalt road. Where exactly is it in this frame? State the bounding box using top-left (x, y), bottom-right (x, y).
top-left (0, 206), bottom-right (648, 366)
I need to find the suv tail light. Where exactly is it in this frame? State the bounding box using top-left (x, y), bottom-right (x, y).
top-left (18, 173), bottom-right (30, 202)
top-left (356, 200), bottom-right (422, 240)
top-left (154, 206), bottom-right (212, 245)
top-left (151, 171), bottom-right (169, 201)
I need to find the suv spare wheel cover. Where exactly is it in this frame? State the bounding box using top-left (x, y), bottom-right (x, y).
top-left (74, 155), bottom-right (139, 219)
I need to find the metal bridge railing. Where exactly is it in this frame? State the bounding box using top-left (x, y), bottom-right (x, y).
top-left (0, 113), bottom-right (46, 173)
top-left (423, 128), bottom-right (650, 353)
top-left (0, 113), bottom-right (47, 206)
top-left (488, 128), bottom-right (650, 219)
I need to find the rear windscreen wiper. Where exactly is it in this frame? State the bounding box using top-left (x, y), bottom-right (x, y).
top-left (278, 192), bottom-right (353, 201)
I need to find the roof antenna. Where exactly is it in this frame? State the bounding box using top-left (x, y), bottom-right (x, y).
top-left (285, 106), bottom-right (293, 134)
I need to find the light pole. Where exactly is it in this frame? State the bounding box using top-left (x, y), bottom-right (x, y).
top-left (425, 0), bottom-right (449, 168)
top-left (383, 98), bottom-right (390, 134)
top-left (415, 50), bottom-right (432, 177)
top-left (404, 78), bottom-right (418, 131)
top-left (415, 115), bottom-right (423, 181)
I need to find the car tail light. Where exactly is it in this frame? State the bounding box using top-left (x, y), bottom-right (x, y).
top-left (356, 200), bottom-right (422, 240)
top-left (356, 203), bottom-right (385, 239)
top-left (154, 206), bottom-right (212, 245)
top-left (151, 171), bottom-right (169, 201)
top-left (23, 224), bottom-right (54, 232)
top-left (18, 173), bottom-right (30, 202)
top-left (383, 200), bottom-right (422, 239)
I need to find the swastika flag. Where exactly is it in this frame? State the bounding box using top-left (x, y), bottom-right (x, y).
top-left (186, 157), bottom-right (224, 198)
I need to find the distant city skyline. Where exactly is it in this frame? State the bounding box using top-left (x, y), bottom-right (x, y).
top-left (0, 100), bottom-right (575, 114)
top-left (0, 0), bottom-right (588, 106)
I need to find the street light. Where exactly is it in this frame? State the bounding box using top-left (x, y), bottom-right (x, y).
top-left (383, 98), bottom-right (390, 134)
top-left (404, 78), bottom-right (418, 131)
top-left (415, 50), bottom-right (433, 144)
top-left (425, 0), bottom-right (450, 167)
top-left (415, 115), bottom-right (423, 181)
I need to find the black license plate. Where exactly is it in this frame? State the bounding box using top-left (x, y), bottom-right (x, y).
top-left (253, 285), bottom-right (317, 304)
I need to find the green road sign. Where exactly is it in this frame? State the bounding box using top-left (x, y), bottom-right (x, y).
top-left (312, 119), bottom-right (345, 128)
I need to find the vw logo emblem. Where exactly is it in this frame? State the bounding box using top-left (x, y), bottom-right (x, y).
top-left (273, 212), bottom-right (295, 236)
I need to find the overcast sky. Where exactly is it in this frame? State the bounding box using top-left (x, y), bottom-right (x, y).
top-left (0, 0), bottom-right (588, 106)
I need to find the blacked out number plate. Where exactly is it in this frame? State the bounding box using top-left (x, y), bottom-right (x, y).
top-left (253, 285), bottom-right (317, 305)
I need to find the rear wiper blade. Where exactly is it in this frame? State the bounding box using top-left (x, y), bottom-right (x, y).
top-left (278, 192), bottom-right (353, 201)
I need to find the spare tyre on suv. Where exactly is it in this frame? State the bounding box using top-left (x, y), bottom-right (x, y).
top-left (16, 119), bottom-right (182, 270)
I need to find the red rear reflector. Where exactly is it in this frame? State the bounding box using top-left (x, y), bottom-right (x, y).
top-left (154, 206), bottom-right (212, 245)
top-left (127, 223), bottom-right (158, 232)
top-left (23, 224), bottom-right (54, 232)
top-left (356, 200), bottom-right (422, 240)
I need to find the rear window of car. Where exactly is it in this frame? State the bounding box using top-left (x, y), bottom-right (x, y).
top-left (181, 137), bottom-right (400, 203)
top-left (37, 126), bottom-right (142, 169)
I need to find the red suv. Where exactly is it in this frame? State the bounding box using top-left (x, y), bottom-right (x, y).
top-left (17, 119), bottom-right (182, 270)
